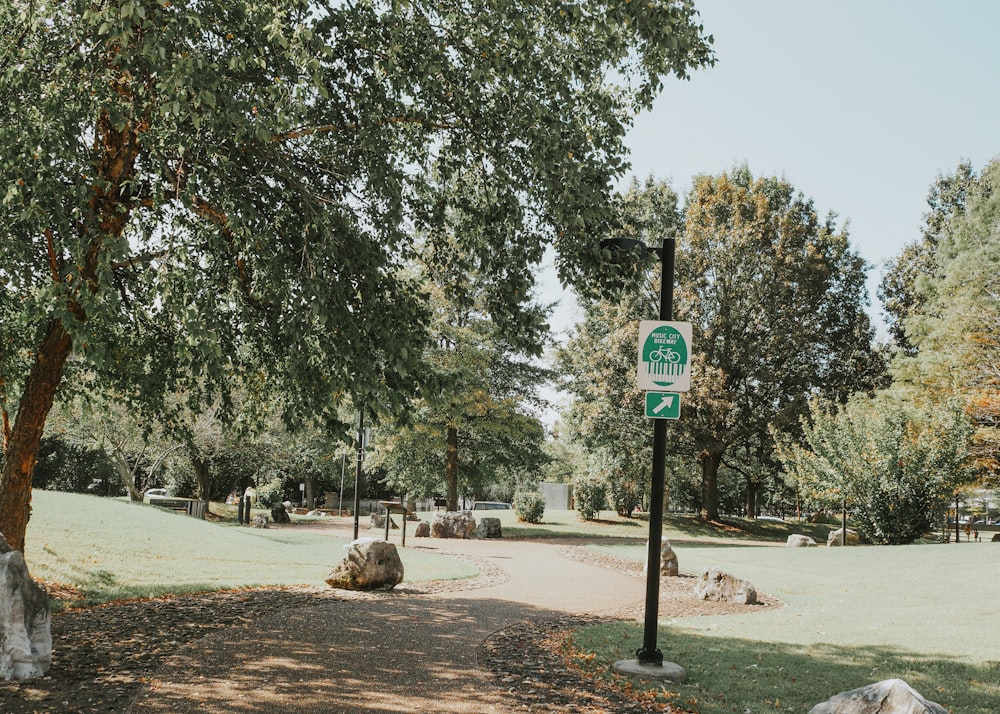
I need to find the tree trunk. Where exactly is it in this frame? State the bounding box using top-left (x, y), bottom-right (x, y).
top-left (191, 453), bottom-right (211, 514)
top-left (0, 319), bottom-right (73, 553)
top-left (446, 423), bottom-right (458, 511)
top-left (0, 111), bottom-right (139, 552)
top-left (745, 476), bottom-right (759, 518)
top-left (699, 449), bottom-right (721, 521)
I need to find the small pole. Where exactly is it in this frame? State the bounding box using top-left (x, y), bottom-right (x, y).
top-left (353, 409), bottom-right (364, 541)
top-left (842, 498), bottom-right (847, 546)
top-left (955, 495), bottom-right (960, 544)
top-left (339, 454), bottom-right (346, 515)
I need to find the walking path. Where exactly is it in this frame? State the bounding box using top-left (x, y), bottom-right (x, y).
top-left (125, 532), bottom-right (649, 713)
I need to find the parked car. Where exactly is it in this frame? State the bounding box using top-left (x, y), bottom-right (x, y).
top-left (143, 488), bottom-right (170, 504)
top-left (472, 501), bottom-right (512, 511)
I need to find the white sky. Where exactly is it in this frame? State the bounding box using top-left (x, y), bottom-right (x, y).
top-left (541, 0), bottom-right (1000, 340)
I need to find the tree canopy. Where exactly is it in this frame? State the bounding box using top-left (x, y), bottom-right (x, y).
top-left (558, 170), bottom-right (882, 522)
top-left (0, 0), bottom-right (715, 551)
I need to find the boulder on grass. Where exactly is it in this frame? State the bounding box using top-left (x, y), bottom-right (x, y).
top-left (326, 539), bottom-right (404, 591)
top-left (643, 537), bottom-right (679, 576)
top-left (693, 567), bottom-right (757, 604)
top-left (477, 517), bottom-right (502, 539)
top-left (270, 502), bottom-right (291, 523)
top-left (786, 534), bottom-right (817, 547)
top-left (431, 511), bottom-right (477, 539)
top-left (414, 521), bottom-right (431, 538)
top-left (0, 534), bottom-right (51, 681)
top-left (827, 528), bottom-right (860, 547)
top-left (809, 678), bottom-right (948, 714)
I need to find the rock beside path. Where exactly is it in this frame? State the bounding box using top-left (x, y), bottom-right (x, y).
top-left (809, 678), bottom-right (948, 714)
top-left (0, 534), bottom-right (51, 681)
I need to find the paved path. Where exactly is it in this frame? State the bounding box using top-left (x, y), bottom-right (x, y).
top-left (126, 533), bottom-right (647, 713)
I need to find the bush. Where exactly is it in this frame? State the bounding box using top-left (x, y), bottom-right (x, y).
top-left (513, 491), bottom-right (545, 523)
top-left (574, 474), bottom-right (607, 521)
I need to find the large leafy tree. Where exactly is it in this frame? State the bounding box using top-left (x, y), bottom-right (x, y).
top-left (777, 395), bottom-right (973, 544)
top-left (376, 280), bottom-right (551, 509)
top-left (892, 158), bottom-right (1000, 480)
top-left (559, 172), bottom-right (883, 521)
top-left (0, 0), bottom-right (714, 551)
top-left (879, 161), bottom-right (985, 354)
top-left (676, 167), bottom-right (881, 520)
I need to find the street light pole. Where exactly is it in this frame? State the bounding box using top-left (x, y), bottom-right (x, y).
top-left (603, 237), bottom-right (684, 681)
top-left (636, 237), bottom-right (674, 665)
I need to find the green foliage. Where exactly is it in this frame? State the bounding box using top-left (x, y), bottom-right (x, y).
top-left (878, 160), bottom-right (984, 354)
top-left (889, 158), bottom-right (1000, 481)
top-left (376, 282), bottom-right (551, 502)
top-left (559, 170), bottom-right (882, 522)
top-left (573, 473), bottom-right (607, 521)
top-left (513, 490), bottom-right (545, 524)
top-left (777, 395), bottom-right (974, 544)
top-left (32, 436), bottom-right (120, 495)
top-left (676, 166), bottom-right (883, 519)
top-left (0, 0), bottom-right (714, 548)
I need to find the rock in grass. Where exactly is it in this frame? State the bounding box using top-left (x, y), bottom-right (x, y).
top-left (0, 533), bottom-right (52, 681)
top-left (809, 678), bottom-right (948, 714)
top-left (786, 534), bottom-right (817, 547)
top-left (827, 528), bottom-right (860, 547)
top-left (431, 511), bottom-right (476, 539)
top-left (643, 537), bottom-right (679, 576)
top-left (693, 567), bottom-right (757, 604)
top-left (326, 539), bottom-right (404, 591)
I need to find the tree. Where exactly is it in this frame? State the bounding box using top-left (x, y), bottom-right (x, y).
top-left (879, 161), bottom-right (985, 354)
top-left (674, 167), bottom-right (881, 520)
top-left (892, 158), bottom-right (1000, 481)
top-left (376, 284), bottom-right (551, 508)
top-left (0, 0), bottom-right (714, 551)
top-left (777, 395), bottom-right (974, 544)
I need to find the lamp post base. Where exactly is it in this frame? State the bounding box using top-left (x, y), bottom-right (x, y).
top-left (613, 658), bottom-right (687, 682)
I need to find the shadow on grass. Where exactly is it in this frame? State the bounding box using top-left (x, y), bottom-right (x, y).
top-left (569, 624), bottom-right (1000, 714)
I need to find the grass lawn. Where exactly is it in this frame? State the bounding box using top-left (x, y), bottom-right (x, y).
top-left (433, 507), bottom-right (835, 544)
top-left (571, 540), bottom-right (1000, 713)
top-left (25, 490), bottom-right (476, 606)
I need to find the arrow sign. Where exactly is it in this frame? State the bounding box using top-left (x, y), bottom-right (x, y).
top-left (645, 392), bottom-right (681, 420)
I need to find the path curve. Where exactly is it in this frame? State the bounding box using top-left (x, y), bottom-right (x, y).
top-left (124, 535), bottom-right (649, 713)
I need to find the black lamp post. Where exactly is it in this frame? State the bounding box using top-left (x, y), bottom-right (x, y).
top-left (603, 236), bottom-right (683, 677)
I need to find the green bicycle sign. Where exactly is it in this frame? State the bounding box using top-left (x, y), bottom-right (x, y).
top-left (636, 321), bottom-right (692, 392)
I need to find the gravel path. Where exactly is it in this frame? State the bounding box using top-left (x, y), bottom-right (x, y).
top-left (1, 541), bottom-right (778, 713)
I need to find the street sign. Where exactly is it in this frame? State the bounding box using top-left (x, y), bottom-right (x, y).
top-left (645, 392), bottom-right (681, 419)
top-left (637, 320), bottom-right (692, 392)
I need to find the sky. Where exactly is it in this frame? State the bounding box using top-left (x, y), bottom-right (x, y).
top-left (541, 0), bottom-right (1000, 339)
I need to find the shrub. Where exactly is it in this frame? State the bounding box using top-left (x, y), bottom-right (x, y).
top-left (574, 474), bottom-right (607, 521)
top-left (513, 491), bottom-right (545, 523)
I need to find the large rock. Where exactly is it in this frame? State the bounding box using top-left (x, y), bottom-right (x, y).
top-left (270, 503), bottom-right (291, 523)
top-left (643, 537), bottom-right (679, 576)
top-left (477, 517), bottom-right (502, 539)
top-left (787, 534), bottom-right (817, 547)
top-left (326, 539), bottom-right (404, 591)
top-left (827, 528), bottom-right (860, 547)
top-left (431, 511), bottom-right (477, 539)
top-left (693, 567), bottom-right (757, 604)
top-left (0, 534), bottom-right (51, 681)
top-left (809, 678), bottom-right (948, 714)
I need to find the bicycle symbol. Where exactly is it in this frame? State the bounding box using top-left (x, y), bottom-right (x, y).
top-left (647, 345), bottom-right (681, 364)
